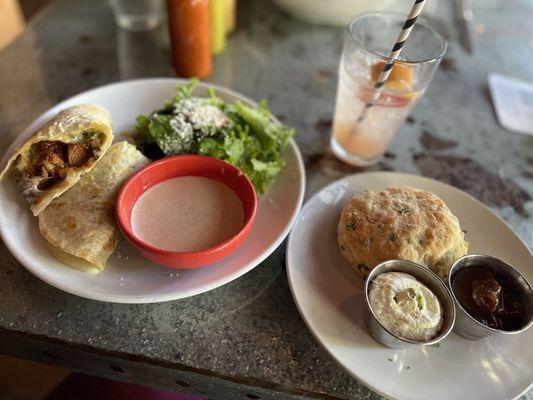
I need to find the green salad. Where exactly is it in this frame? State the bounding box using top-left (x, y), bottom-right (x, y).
top-left (135, 80), bottom-right (294, 193)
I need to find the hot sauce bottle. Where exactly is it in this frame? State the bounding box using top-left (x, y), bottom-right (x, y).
top-left (166, 0), bottom-right (212, 79)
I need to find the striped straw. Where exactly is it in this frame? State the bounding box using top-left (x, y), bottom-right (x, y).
top-left (354, 0), bottom-right (427, 124)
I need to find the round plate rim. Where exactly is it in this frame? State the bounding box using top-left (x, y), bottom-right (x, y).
top-left (0, 78), bottom-right (306, 303)
top-left (286, 171), bottom-right (533, 400)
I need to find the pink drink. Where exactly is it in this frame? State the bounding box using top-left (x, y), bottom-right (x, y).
top-left (330, 13), bottom-right (446, 166)
top-left (331, 60), bottom-right (423, 163)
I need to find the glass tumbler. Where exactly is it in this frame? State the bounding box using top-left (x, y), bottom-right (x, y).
top-left (331, 12), bottom-right (446, 166)
top-left (109, 0), bottom-right (162, 31)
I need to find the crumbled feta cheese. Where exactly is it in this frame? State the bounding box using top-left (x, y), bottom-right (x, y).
top-left (157, 97), bottom-right (229, 156)
top-left (173, 98), bottom-right (227, 132)
top-left (161, 115), bottom-right (194, 156)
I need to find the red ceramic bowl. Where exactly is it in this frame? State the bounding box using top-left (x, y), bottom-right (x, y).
top-left (116, 155), bottom-right (257, 269)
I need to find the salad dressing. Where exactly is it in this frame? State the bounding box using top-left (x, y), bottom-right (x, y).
top-left (131, 176), bottom-right (244, 252)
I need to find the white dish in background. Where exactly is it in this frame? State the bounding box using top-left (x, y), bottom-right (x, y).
top-left (0, 79), bottom-right (305, 303)
top-left (287, 172), bottom-right (533, 400)
top-left (273, 0), bottom-right (440, 26)
top-left (274, 0), bottom-right (395, 26)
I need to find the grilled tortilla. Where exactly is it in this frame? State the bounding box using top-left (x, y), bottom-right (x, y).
top-left (38, 141), bottom-right (149, 273)
top-left (0, 104), bottom-right (113, 216)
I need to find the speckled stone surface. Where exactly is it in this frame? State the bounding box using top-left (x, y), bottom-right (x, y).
top-left (0, 0), bottom-right (532, 399)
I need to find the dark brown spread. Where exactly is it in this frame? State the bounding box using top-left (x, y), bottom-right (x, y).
top-left (452, 265), bottom-right (529, 331)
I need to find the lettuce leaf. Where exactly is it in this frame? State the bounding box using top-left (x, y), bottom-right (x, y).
top-left (136, 81), bottom-right (294, 193)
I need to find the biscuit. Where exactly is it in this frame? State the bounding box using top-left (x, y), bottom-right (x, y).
top-left (338, 187), bottom-right (468, 279)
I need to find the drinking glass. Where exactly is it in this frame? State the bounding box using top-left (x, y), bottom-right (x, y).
top-left (331, 13), bottom-right (446, 166)
top-left (109, 0), bottom-right (162, 31)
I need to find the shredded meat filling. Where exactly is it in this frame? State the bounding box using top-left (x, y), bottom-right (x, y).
top-left (30, 139), bottom-right (99, 180)
top-left (16, 137), bottom-right (101, 199)
top-left (67, 142), bottom-right (99, 168)
top-left (32, 141), bottom-right (67, 178)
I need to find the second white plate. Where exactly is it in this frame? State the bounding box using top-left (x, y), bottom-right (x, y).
top-left (287, 172), bottom-right (533, 400)
top-left (0, 79), bottom-right (305, 303)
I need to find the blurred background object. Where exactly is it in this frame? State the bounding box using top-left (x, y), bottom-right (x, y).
top-left (0, 354), bottom-right (69, 400)
top-left (109, 0), bottom-right (162, 31)
top-left (167, 0), bottom-right (211, 78)
top-left (273, 0), bottom-right (396, 26)
top-left (224, 0), bottom-right (236, 33)
top-left (455, 0), bottom-right (475, 53)
top-left (210, 0), bottom-right (226, 54)
top-left (0, 353), bottom-right (206, 400)
top-left (273, 0), bottom-right (440, 26)
top-left (0, 0), bottom-right (25, 50)
top-left (46, 373), bottom-right (205, 400)
top-left (117, 28), bottom-right (169, 79)
top-left (166, 0), bottom-right (236, 78)
top-left (0, 0), bottom-right (237, 80)
top-left (0, 0), bottom-right (62, 51)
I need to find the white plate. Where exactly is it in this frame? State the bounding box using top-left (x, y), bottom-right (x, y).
top-left (287, 172), bottom-right (533, 400)
top-left (0, 79), bottom-right (305, 303)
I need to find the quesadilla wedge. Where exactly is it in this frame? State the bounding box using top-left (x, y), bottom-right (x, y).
top-left (38, 141), bottom-right (149, 273)
top-left (0, 104), bottom-right (113, 216)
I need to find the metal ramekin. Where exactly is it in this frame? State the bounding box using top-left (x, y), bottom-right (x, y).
top-left (364, 259), bottom-right (456, 349)
top-left (448, 254), bottom-right (533, 340)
